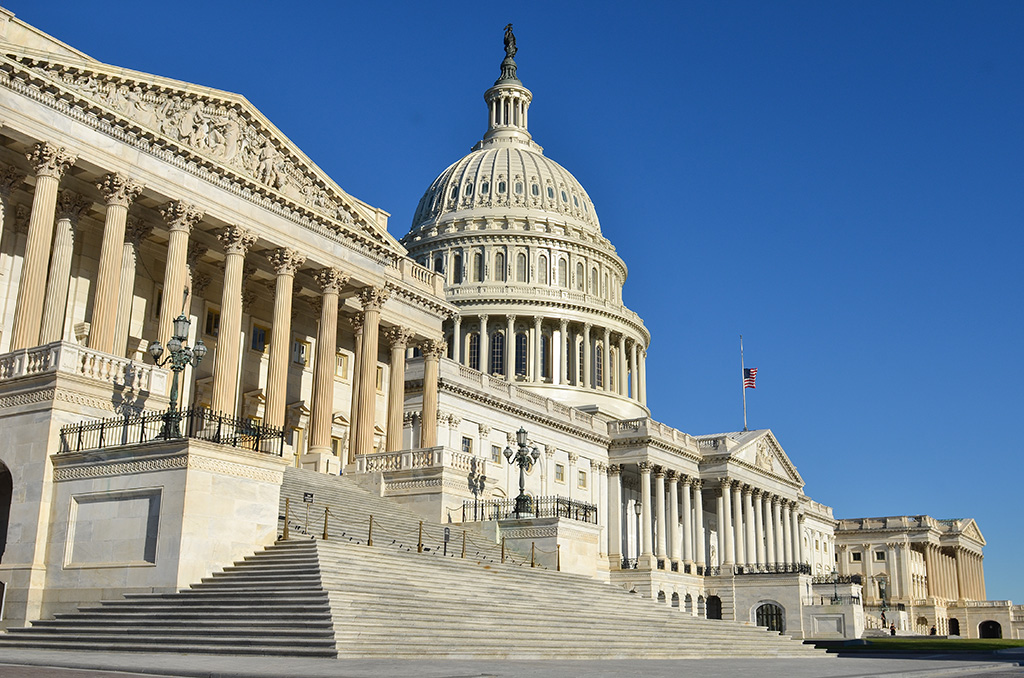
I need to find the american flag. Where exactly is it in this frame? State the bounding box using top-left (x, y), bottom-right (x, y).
top-left (743, 367), bottom-right (758, 389)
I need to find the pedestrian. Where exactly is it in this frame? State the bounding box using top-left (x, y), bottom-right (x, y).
top-left (881, 612), bottom-right (887, 628)
top-left (890, 623), bottom-right (896, 636)
top-left (930, 625), bottom-right (937, 635)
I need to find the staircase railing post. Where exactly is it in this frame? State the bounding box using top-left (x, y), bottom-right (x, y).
top-left (283, 497), bottom-right (290, 540)
top-left (557, 544), bottom-right (561, 571)
top-left (501, 537), bottom-right (506, 563)
top-left (367, 515), bottom-right (374, 547)
top-left (417, 521), bottom-right (423, 553)
top-left (531, 542), bottom-right (535, 568)
top-left (322, 507), bottom-right (329, 540)
top-left (461, 531), bottom-right (466, 559)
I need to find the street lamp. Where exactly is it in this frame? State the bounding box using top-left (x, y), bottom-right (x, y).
top-left (831, 567), bottom-right (839, 603)
top-left (503, 427), bottom-right (539, 517)
top-left (634, 500), bottom-right (643, 567)
top-left (148, 287), bottom-right (207, 438)
top-left (468, 457), bottom-right (487, 520)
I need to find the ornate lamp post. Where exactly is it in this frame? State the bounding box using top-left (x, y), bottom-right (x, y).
top-left (634, 500), bottom-right (643, 566)
top-left (503, 427), bottom-right (539, 517)
top-left (831, 567), bottom-right (840, 603)
top-left (148, 287), bottom-right (207, 438)
top-left (468, 457), bottom-right (487, 520)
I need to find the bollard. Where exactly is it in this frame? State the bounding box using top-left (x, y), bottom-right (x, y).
top-left (367, 515), bottom-right (374, 547)
top-left (557, 544), bottom-right (561, 571)
top-left (461, 531), bottom-right (466, 559)
top-left (501, 537), bottom-right (506, 563)
top-left (283, 497), bottom-right (290, 540)
top-left (418, 521), bottom-right (423, 553)
top-left (531, 541), bottom-right (535, 568)
top-left (322, 507), bottom-right (330, 540)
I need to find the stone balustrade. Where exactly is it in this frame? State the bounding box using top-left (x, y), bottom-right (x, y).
top-left (0, 341), bottom-right (168, 395)
top-left (608, 417), bottom-right (700, 455)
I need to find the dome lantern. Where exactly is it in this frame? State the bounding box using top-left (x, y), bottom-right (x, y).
top-left (475, 24), bottom-right (539, 153)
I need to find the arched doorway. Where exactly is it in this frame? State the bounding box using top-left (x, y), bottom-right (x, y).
top-left (0, 461), bottom-right (12, 563)
top-left (756, 603), bottom-right (785, 633)
top-left (706, 595), bottom-right (722, 620)
top-left (949, 618), bottom-right (960, 636)
top-left (979, 620), bottom-right (1002, 639)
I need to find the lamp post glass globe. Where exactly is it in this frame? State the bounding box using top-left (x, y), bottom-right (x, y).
top-left (506, 427), bottom-right (538, 517)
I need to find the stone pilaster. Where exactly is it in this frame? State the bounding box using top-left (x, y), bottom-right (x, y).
top-left (452, 314), bottom-right (462, 365)
top-left (112, 217), bottom-right (154, 355)
top-left (617, 334), bottom-right (627, 396)
top-left (90, 173), bottom-right (144, 354)
top-left (558, 318), bottom-right (569, 384)
top-left (602, 327), bottom-right (611, 391)
top-left (607, 464), bottom-right (622, 564)
top-left (653, 466), bottom-right (667, 560)
top-left (582, 322), bottom-right (592, 389)
top-left (385, 326), bottom-right (410, 452)
top-left (629, 339), bottom-right (638, 400)
top-left (730, 481), bottom-right (745, 568)
top-left (753, 488), bottom-right (766, 568)
top-left (772, 497), bottom-right (785, 566)
top-left (506, 315), bottom-right (516, 380)
top-left (532, 316), bottom-right (542, 381)
top-left (667, 470), bottom-right (680, 564)
top-left (346, 313), bottom-right (363, 463)
top-left (12, 142), bottom-right (76, 350)
top-left (780, 500), bottom-right (793, 566)
top-left (679, 475), bottom-right (693, 566)
top-left (419, 338), bottom-right (445, 448)
top-left (308, 268), bottom-right (348, 457)
top-left (639, 348), bottom-right (648, 405)
top-left (210, 225), bottom-right (256, 416)
top-left (264, 248), bottom-right (305, 429)
top-left (353, 287), bottom-right (389, 457)
top-left (638, 462), bottom-right (653, 562)
top-left (39, 190), bottom-right (89, 344)
top-left (158, 201), bottom-right (204, 348)
top-left (0, 165), bottom-right (25, 252)
top-left (743, 485), bottom-right (756, 569)
top-left (692, 480), bottom-right (705, 567)
top-left (764, 494), bottom-right (777, 566)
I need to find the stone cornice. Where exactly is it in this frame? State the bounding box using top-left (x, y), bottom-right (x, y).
top-left (0, 51), bottom-right (404, 264)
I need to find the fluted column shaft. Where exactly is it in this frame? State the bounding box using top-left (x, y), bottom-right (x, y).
top-left (479, 314), bottom-right (489, 374)
top-left (452, 316), bottom-right (462, 365)
top-left (629, 340), bottom-right (638, 400)
top-left (680, 477), bottom-right (693, 565)
top-left (639, 348), bottom-right (648, 404)
top-left (158, 201), bottom-right (203, 349)
top-left (743, 487), bottom-right (756, 568)
top-left (558, 318), bottom-right (568, 385)
top-left (385, 328), bottom-right (409, 452)
top-left (720, 481), bottom-right (734, 566)
top-left (667, 472), bottom-right (680, 563)
top-left (602, 328), bottom-right (611, 391)
top-left (897, 542), bottom-right (911, 600)
top-left (608, 465), bottom-right (622, 561)
top-left (210, 226), bottom-right (255, 416)
top-left (731, 483), bottom-right (745, 567)
top-left (753, 490), bottom-right (766, 568)
top-left (39, 191), bottom-right (89, 344)
top-left (90, 173), bottom-right (143, 354)
top-left (506, 315), bottom-right (515, 380)
top-left (532, 316), bottom-right (542, 381)
top-left (347, 315), bottom-right (363, 463)
top-left (264, 249), bottom-right (304, 429)
top-left (617, 334), bottom-right (627, 396)
top-left (354, 287), bottom-right (389, 456)
top-left (582, 323), bottom-right (592, 388)
top-left (764, 495), bottom-right (777, 565)
top-left (693, 481), bottom-right (705, 567)
top-left (308, 269), bottom-right (346, 455)
top-left (781, 502), bottom-right (793, 565)
top-left (419, 339), bottom-right (444, 448)
top-left (888, 543), bottom-right (901, 599)
top-left (113, 218), bottom-right (153, 355)
top-left (772, 498), bottom-right (784, 565)
top-left (13, 143), bottom-right (76, 350)
top-left (791, 506), bottom-right (803, 565)
top-left (639, 463), bottom-right (653, 558)
top-left (654, 468), bottom-right (667, 559)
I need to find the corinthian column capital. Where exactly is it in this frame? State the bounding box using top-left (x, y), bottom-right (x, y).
top-left (160, 200), bottom-right (204, 233)
top-left (314, 267), bottom-right (349, 294)
top-left (187, 241), bottom-right (208, 268)
top-left (97, 172), bottom-right (144, 207)
top-left (125, 216), bottom-right (153, 246)
top-left (268, 247), bottom-right (306, 276)
top-left (55, 189), bottom-right (90, 223)
top-left (27, 142), bottom-right (76, 179)
top-left (0, 165), bottom-right (25, 197)
top-left (385, 326), bottom-right (411, 349)
top-left (420, 338), bottom-right (446, 359)
top-left (359, 285), bottom-right (390, 311)
top-left (217, 225), bottom-right (257, 255)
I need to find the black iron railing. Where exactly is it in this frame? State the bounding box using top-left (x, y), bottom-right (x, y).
top-left (811, 573), bottom-right (863, 585)
top-left (621, 557), bottom-right (639, 569)
top-left (462, 496), bottom-right (598, 524)
top-left (735, 563), bottom-right (813, 575)
top-left (59, 407), bottom-right (285, 456)
top-left (803, 594), bottom-right (862, 606)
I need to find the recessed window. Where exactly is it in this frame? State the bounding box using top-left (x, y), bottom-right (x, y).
top-left (514, 181), bottom-right (523, 194)
top-left (465, 183), bottom-right (473, 196)
top-left (462, 437), bottom-right (473, 455)
top-left (331, 437), bottom-right (343, 457)
top-left (498, 181), bottom-right (506, 194)
top-left (573, 195), bottom-right (579, 207)
top-left (292, 338), bottom-right (310, 366)
top-left (875, 551), bottom-right (886, 561)
top-left (251, 323), bottom-right (270, 352)
top-left (491, 445), bottom-right (501, 464)
top-left (554, 463), bottom-right (565, 483)
top-left (450, 186), bottom-right (459, 200)
top-left (204, 307), bottom-right (221, 337)
top-left (851, 552), bottom-right (862, 562)
top-left (578, 470), bottom-right (587, 488)
top-left (480, 181), bottom-right (489, 194)
top-left (532, 184), bottom-right (540, 197)
top-left (546, 186), bottom-right (554, 199)
top-left (335, 352), bottom-right (349, 379)
top-left (561, 190), bottom-right (568, 202)
top-left (153, 287), bottom-right (164, 319)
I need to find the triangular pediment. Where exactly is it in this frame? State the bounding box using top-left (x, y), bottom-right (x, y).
top-left (0, 42), bottom-right (405, 258)
top-left (702, 429), bottom-right (804, 486)
top-left (959, 518), bottom-right (986, 545)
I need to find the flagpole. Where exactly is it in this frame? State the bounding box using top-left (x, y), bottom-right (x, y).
top-left (740, 334), bottom-right (747, 431)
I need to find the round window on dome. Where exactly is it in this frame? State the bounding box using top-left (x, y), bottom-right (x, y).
top-left (546, 187), bottom-right (554, 199)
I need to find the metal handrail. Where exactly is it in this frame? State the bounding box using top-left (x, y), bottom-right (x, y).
top-left (461, 495), bottom-right (598, 524)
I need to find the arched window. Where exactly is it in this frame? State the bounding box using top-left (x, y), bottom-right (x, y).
top-left (575, 262), bottom-right (584, 291)
top-left (558, 259), bottom-right (568, 288)
top-left (452, 253), bottom-right (463, 284)
top-left (541, 333), bottom-right (551, 380)
top-left (494, 252), bottom-right (506, 282)
top-left (516, 253), bottom-right (527, 282)
top-left (706, 595), bottom-right (723, 620)
top-left (595, 343), bottom-right (603, 388)
top-left (755, 603), bottom-right (785, 633)
top-left (603, 272), bottom-right (609, 298)
top-left (579, 341), bottom-right (585, 385)
top-left (433, 255), bottom-right (444, 273)
top-left (538, 255), bottom-right (549, 285)
top-left (591, 268), bottom-right (598, 295)
top-left (491, 332), bottom-right (505, 376)
top-left (515, 332), bottom-right (528, 377)
top-left (566, 336), bottom-right (574, 384)
top-left (473, 252), bottom-right (484, 282)
top-left (609, 350), bottom-right (616, 391)
top-left (468, 333), bottom-right (480, 371)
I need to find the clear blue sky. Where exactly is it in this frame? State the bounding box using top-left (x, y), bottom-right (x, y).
top-left (10, 1), bottom-right (1022, 602)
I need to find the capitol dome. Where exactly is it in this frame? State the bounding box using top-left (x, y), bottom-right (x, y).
top-left (402, 29), bottom-right (650, 420)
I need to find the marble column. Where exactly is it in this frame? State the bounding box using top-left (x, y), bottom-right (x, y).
top-left (112, 217), bottom-right (153, 356)
top-left (158, 201), bottom-right (204, 349)
top-left (772, 497), bottom-right (785, 566)
top-left (506, 315), bottom-right (515, 380)
top-left (888, 543), bottom-right (901, 599)
top-left (39, 190), bottom-right (89, 344)
top-left (308, 268), bottom-right (346, 457)
top-left (419, 338), bottom-right (444, 448)
top-left (764, 494), bottom-right (777, 566)
top-left (791, 505), bottom-right (803, 565)
top-left (582, 322), bottom-right (592, 389)
top-left (629, 340), bottom-right (638, 400)
top-left (639, 348), bottom-right (648, 405)
top-left (264, 248), bottom-right (305, 429)
top-left (753, 489), bottom-right (766, 569)
top-left (12, 142), bottom-right (76, 350)
top-left (837, 545), bottom-right (848, 577)
top-left (898, 542), bottom-right (912, 601)
top-left (743, 485), bottom-right (756, 569)
top-left (719, 479), bottom-right (734, 567)
top-left (639, 462), bottom-right (653, 559)
top-left (602, 327), bottom-right (611, 391)
top-left (667, 471), bottom-right (680, 565)
top-left (781, 501), bottom-right (793, 566)
top-left (680, 476), bottom-right (693, 567)
top-left (385, 327), bottom-right (410, 451)
top-left (693, 480), bottom-right (705, 568)
top-left (863, 544), bottom-right (874, 602)
top-left (654, 467), bottom-right (667, 561)
top-left (732, 482), bottom-right (745, 568)
top-left (479, 314), bottom-right (489, 375)
top-left (452, 315), bottom-right (462, 365)
top-left (90, 173), bottom-right (144, 354)
top-left (210, 225), bottom-right (256, 416)
top-left (346, 313), bottom-right (363, 463)
top-left (354, 287), bottom-right (389, 456)
top-left (606, 464), bottom-right (622, 565)
top-left (978, 554), bottom-right (986, 600)
top-left (617, 334), bottom-right (627, 396)
top-left (558, 318), bottom-right (569, 385)
top-left (924, 544), bottom-right (937, 598)
top-left (532, 316), bottom-right (542, 381)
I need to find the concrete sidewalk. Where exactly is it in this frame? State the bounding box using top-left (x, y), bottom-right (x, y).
top-left (0, 649), bottom-right (1023, 678)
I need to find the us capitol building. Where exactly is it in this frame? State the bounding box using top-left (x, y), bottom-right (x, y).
top-left (0, 8), bottom-right (1018, 649)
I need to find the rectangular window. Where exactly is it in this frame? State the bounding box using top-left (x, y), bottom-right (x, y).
top-left (874, 551), bottom-right (886, 561)
top-left (554, 463), bottom-right (565, 483)
top-left (292, 338), bottom-right (310, 366)
top-left (491, 445), bottom-right (501, 464)
top-left (577, 470), bottom-right (587, 489)
top-left (204, 307), bottom-right (221, 337)
top-left (251, 323), bottom-right (270, 352)
top-left (153, 286), bottom-right (163, 320)
top-left (461, 437), bottom-right (473, 455)
top-left (851, 552), bottom-right (862, 562)
top-left (291, 428), bottom-right (305, 455)
top-left (335, 352), bottom-right (349, 379)
top-left (331, 437), bottom-right (343, 458)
